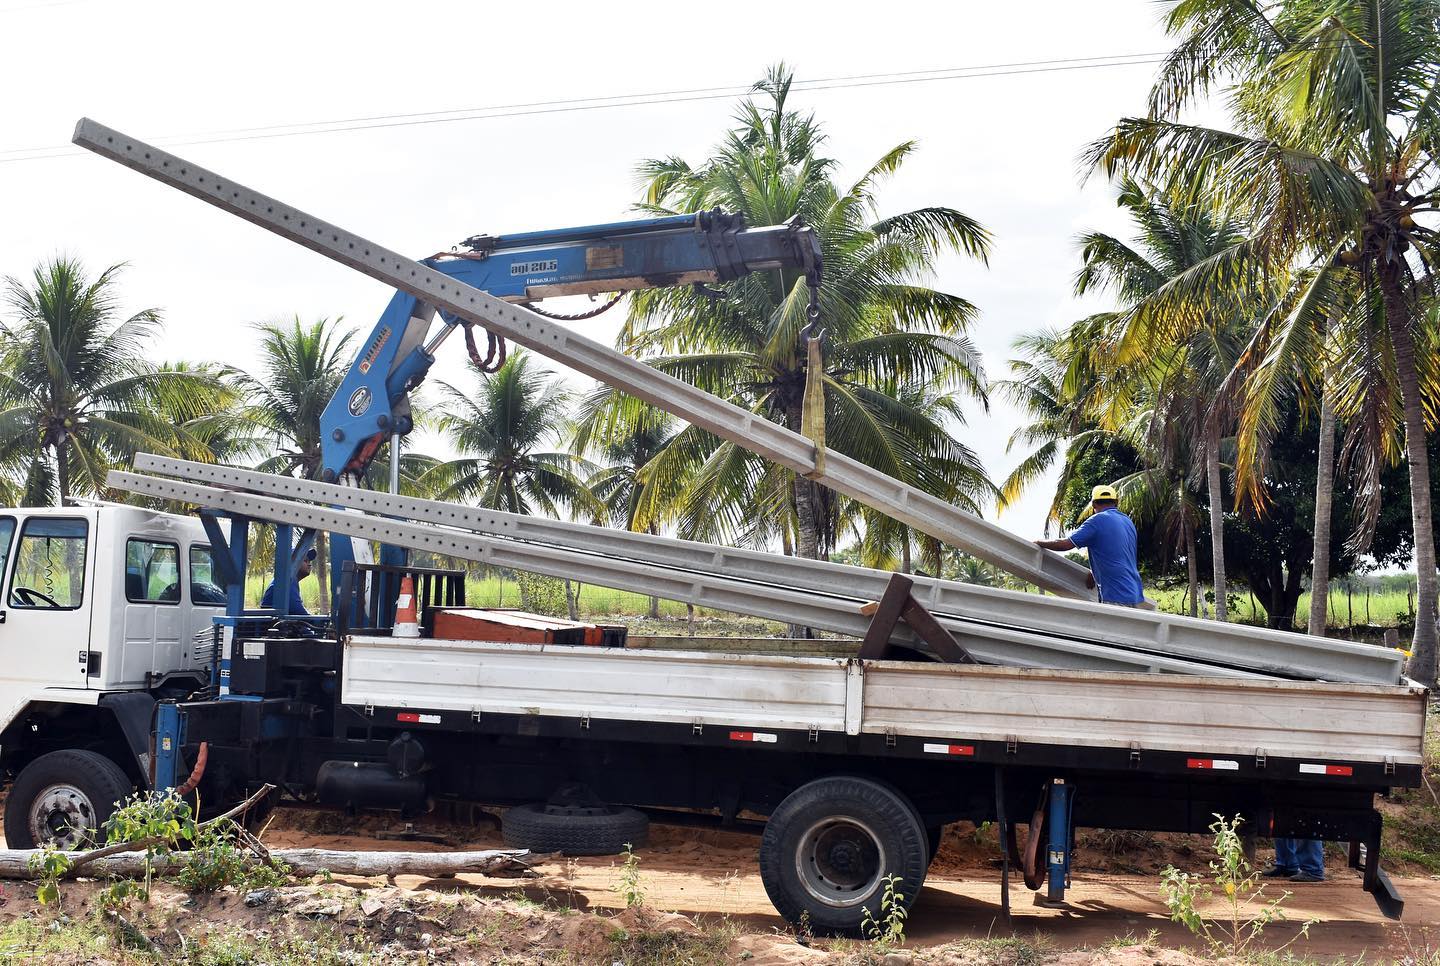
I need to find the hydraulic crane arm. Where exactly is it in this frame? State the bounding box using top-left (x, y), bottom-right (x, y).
top-left (320, 210), bottom-right (821, 481)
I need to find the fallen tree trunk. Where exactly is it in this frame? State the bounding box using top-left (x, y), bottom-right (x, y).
top-left (0, 847), bottom-right (542, 880)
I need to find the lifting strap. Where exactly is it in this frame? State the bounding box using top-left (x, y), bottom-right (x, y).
top-left (801, 332), bottom-right (827, 479)
top-left (800, 278), bottom-right (826, 479)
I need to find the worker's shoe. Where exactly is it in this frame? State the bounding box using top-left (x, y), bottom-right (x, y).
top-left (1288, 871), bottom-right (1325, 883)
top-left (1260, 866), bottom-right (1296, 878)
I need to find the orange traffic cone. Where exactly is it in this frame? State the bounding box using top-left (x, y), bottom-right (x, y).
top-left (393, 575), bottom-right (421, 638)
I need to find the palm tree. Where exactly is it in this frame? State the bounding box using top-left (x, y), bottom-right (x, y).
top-left (1090, 0), bottom-right (1440, 680)
top-left (612, 64), bottom-right (994, 561)
top-left (573, 398), bottom-right (677, 617)
top-left (427, 351), bottom-right (598, 612)
top-left (230, 317), bottom-right (356, 480)
top-left (999, 315), bottom-right (1207, 615)
top-left (426, 351), bottom-right (597, 516)
top-left (1071, 179), bottom-right (1251, 620)
top-left (229, 316), bottom-right (379, 604)
top-left (992, 320), bottom-right (1119, 530)
top-left (0, 257), bottom-right (222, 506)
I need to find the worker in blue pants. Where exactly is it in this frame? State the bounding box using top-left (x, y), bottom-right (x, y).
top-left (1264, 838), bottom-right (1325, 882)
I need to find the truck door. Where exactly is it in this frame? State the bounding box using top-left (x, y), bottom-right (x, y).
top-left (1, 514), bottom-right (95, 688)
top-left (121, 537), bottom-right (182, 680)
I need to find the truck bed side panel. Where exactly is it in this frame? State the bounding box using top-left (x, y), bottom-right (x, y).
top-left (340, 637), bottom-right (1426, 767)
top-left (342, 637), bottom-right (850, 733)
top-left (860, 663), bottom-right (1426, 765)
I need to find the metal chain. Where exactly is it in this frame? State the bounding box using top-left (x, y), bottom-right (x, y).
top-left (525, 291), bottom-right (627, 321)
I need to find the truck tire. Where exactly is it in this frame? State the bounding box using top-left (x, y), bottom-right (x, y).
top-left (4, 749), bottom-right (133, 849)
top-left (759, 775), bottom-right (928, 936)
top-left (501, 802), bottom-right (649, 856)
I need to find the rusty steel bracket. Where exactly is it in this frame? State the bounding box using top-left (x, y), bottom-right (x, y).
top-left (857, 573), bottom-right (977, 664)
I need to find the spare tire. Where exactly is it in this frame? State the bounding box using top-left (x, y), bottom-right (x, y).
top-left (502, 802), bottom-right (649, 856)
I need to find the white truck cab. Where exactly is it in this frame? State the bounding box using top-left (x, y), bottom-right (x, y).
top-left (0, 504), bottom-right (223, 847)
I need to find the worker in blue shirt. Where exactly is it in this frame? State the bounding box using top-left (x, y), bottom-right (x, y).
top-left (261, 547), bottom-right (317, 615)
top-left (1034, 484), bottom-right (1150, 607)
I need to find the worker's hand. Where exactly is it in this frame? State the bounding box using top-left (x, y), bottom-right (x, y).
top-left (1086, 572), bottom-right (1096, 590)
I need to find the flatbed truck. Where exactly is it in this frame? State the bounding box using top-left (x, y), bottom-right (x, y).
top-left (0, 119), bottom-right (1420, 935)
top-left (0, 498), bottom-right (1423, 933)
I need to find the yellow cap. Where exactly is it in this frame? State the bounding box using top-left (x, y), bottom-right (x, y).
top-left (1091, 484), bottom-right (1118, 502)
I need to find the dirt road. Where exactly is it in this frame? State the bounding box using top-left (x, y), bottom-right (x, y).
top-left (266, 809), bottom-right (1440, 958)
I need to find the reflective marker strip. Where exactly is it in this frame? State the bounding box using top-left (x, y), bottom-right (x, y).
top-left (1187, 758), bottom-right (1239, 771)
top-left (1299, 763), bottom-right (1354, 776)
top-left (397, 712), bottom-right (442, 724)
top-left (923, 743), bottom-right (975, 756)
top-left (729, 731), bottom-right (777, 743)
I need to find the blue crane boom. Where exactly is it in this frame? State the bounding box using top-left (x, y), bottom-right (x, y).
top-left (319, 210), bottom-right (821, 483)
top-left (316, 208), bottom-right (821, 618)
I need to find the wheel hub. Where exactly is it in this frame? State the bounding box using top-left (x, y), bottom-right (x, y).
top-left (796, 817), bottom-right (884, 907)
top-left (29, 783), bottom-right (96, 850)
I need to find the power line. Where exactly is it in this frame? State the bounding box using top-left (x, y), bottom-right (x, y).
top-left (0, 51), bottom-right (1167, 165)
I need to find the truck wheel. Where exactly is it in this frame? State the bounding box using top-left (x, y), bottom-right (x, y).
top-left (4, 750), bottom-right (133, 849)
top-left (502, 802), bottom-right (649, 855)
top-left (759, 775), bottom-right (928, 936)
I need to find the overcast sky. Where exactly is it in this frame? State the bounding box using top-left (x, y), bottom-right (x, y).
top-left (0, 0), bottom-right (1180, 541)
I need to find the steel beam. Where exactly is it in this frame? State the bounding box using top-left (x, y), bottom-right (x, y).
top-left (109, 469), bottom-right (1262, 678)
top-left (129, 455), bottom-right (1404, 685)
top-left (72, 119), bottom-right (1093, 600)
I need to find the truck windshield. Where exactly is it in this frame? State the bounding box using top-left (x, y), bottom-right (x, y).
top-left (9, 517), bottom-right (88, 609)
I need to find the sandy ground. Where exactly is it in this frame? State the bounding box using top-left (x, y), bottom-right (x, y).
top-left (258, 807), bottom-right (1440, 959)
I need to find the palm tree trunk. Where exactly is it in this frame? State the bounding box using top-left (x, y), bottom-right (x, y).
top-left (1380, 267), bottom-right (1439, 686)
top-left (314, 532), bottom-right (330, 614)
top-left (1205, 421), bottom-right (1228, 621)
top-left (1307, 361), bottom-right (1337, 637)
top-left (787, 401), bottom-right (823, 562)
top-left (900, 533), bottom-right (912, 574)
top-left (792, 476), bottom-right (821, 560)
top-left (564, 580), bottom-right (579, 621)
top-left (646, 525), bottom-right (660, 619)
top-left (54, 439), bottom-right (69, 507)
top-left (787, 403), bottom-right (819, 640)
top-left (1184, 511), bottom-right (1199, 618)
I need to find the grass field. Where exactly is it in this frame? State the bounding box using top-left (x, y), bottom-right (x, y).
top-left (246, 567), bottom-right (1419, 632)
top-left (1148, 586), bottom-right (1416, 629)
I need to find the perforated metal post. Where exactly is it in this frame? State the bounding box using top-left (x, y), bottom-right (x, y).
top-left (120, 455), bottom-right (1406, 685)
top-left (71, 119), bottom-right (1095, 600)
top-left (108, 467), bottom-right (1268, 677)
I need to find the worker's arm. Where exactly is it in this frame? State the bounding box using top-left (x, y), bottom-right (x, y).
top-left (1040, 520), bottom-right (1099, 589)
